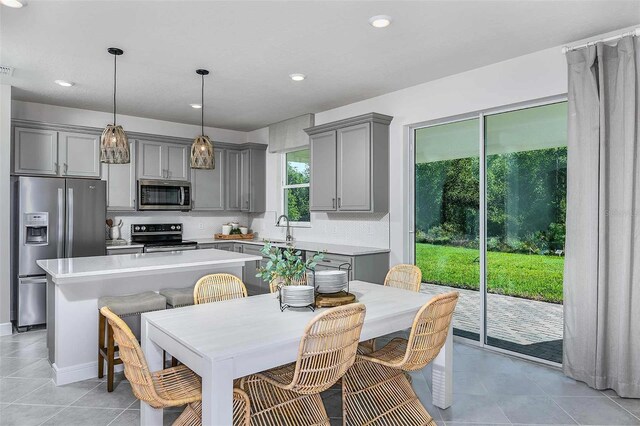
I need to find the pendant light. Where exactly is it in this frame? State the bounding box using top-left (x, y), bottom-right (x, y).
top-left (190, 69), bottom-right (215, 169)
top-left (100, 47), bottom-right (130, 164)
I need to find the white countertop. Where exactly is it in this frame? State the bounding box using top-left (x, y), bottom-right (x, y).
top-left (192, 237), bottom-right (390, 256)
top-left (37, 249), bottom-right (262, 283)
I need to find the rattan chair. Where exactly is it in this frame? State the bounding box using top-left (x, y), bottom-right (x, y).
top-left (359, 264), bottom-right (423, 354)
top-left (101, 306), bottom-right (250, 426)
top-left (193, 273), bottom-right (248, 305)
top-left (343, 292), bottom-right (458, 426)
top-left (268, 273), bottom-right (308, 294)
top-left (172, 392), bottom-right (250, 426)
top-left (240, 303), bottom-right (366, 426)
top-left (384, 263), bottom-right (423, 292)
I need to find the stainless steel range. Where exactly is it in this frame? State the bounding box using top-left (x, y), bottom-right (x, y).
top-left (131, 223), bottom-right (197, 253)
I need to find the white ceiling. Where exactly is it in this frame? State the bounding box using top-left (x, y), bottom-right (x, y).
top-left (1, 1), bottom-right (638, 131)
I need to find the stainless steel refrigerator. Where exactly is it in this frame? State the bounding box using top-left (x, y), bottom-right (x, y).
top-left (11, 176), bottom-right (106, 329)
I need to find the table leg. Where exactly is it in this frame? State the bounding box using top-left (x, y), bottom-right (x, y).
top-left (140, 316), bottom-right (164, 426)
top-left (202, 358), bottom-right (234, 426)
top-left (431, 324), bottom-right (453, 409)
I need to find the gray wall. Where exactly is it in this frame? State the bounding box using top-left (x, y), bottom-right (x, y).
top-left (0, 85), bottom-right (11, 333)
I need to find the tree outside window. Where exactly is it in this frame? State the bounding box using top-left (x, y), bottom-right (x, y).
top-left (283, 149), bottom-right (310, 223)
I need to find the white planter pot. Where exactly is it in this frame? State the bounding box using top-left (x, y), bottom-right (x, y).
top-left (281, 285), bottom-right (315, 307)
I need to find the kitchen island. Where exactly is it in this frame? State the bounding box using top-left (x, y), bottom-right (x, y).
top-left (37, 249), bottom-right (261, 385)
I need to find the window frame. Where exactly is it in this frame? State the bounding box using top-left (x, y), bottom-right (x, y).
top-left (281, 148), bottom-right (311, 227)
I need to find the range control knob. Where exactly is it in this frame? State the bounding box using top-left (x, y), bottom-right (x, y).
top-left (171, 226), bottom-right (176, 230)
top-left (141, 226), bottom-right (146, 231)
top-left (134, 226), bottom-right (140, 231)
top-left (176, 225), bottom-right (181, 230)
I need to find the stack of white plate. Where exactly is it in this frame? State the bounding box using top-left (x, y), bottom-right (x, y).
top-left (281, 285), bottom-right (315, 307)
top-left (311, 270), bottom-right (348, 294)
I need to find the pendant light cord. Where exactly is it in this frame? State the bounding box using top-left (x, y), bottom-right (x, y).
top-left (113, 53), bottom-right (117, 126)
top-left (201, 73), bottom-right (205, 136)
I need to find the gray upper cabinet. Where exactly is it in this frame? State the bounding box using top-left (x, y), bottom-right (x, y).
top-left (102, 140), bottom-right (137, 211)
top-left (166, 143), bottom-right (189, 181)
top-left (138, 140), bottom-right (164, 179)
top-left (337, 123), bottom-right (371, 211)
top-left (226, 150), bottom-right (242, 210)
top-left (13, 127), bottom-right (101, 178)
top-left (14, 127), bottom-right (58, 175)
top-left (240, 150), bottom-right (251, 212)
top-left (58, 132), bottom-right (101, 177)
top-left (226, 146), bottom-right (266, 213)
top-left (309, 130), bottom-right (337, 211)
top-left (305, 113), bottom-right (392, 213)
top-left (138, 140), bottom-right (189, 181)
top-left (192, 148), bottom-right (225, 211)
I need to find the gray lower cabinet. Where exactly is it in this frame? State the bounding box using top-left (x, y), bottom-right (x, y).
top-left (13, 127), bottom-right (101, 178)
top-left (226, 147), bottom-right (266, 213)
top-left (138, 140), bottom-right (189, 181)
top-left (191, 148), bottom-right (225, 211)
top-left (239, 244), bottom-right (269, 295)
top-left (305, 113), bottom-right (392, 213)
top-left (102, 140), bottom-right (137, 211)
top-left (197, 242), bottom-right (234, 251)
top-left (307, 251), bottom-right (389, 285)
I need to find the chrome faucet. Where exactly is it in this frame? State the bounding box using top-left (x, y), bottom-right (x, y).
top-left (276, 214), bottom-right (294, 242)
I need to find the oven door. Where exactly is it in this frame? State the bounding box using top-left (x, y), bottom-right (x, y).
top-left (138, 180), bottom-right (191, 211)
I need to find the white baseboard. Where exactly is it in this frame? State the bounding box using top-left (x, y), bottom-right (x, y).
top-left (53, 361), bottom-right (124, 386)
top-left (0, 322), bottom-right (12, 336)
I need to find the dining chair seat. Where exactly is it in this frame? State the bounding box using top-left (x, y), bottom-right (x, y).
top-left (255, 362), bottom-right (295, 387)
top-left (360, 336), bottom-right (407, 364)
top-left (240, 374), bottom-right (329, 426)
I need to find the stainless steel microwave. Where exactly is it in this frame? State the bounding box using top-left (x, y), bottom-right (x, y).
top-left (137, 180), bottom-right (191, 211)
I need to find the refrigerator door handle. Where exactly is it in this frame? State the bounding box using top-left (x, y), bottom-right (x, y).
top-left (57, 188), bottom-right (64, 258)
top-left (67, 187), bottom-right (74, 258)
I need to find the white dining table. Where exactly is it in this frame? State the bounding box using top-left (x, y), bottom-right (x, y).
top-left (140, 281), bottom-right (453, 426)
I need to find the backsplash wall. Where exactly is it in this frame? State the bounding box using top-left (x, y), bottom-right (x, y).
top-left (107, 211), bottom-right (249, 241)
top-left (250, 211), bottom-right (390, 248)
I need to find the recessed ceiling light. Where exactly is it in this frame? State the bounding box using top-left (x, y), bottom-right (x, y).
top-left (289, 73), bottom-right (306, 82)
top-left (54, 80), bottom-right (74, 87)
top-left (369, 15), bottom-right (392, 28)
top-left (190, 103), bottom-right (202, 109)
top-left (0, 0), bottom-right (26, 8)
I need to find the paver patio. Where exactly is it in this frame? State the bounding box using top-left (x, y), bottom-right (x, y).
top-left (420, 283), bottom-right (563, 363)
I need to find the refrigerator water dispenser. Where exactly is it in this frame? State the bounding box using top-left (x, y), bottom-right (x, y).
top-left (24, 212), bottom-right (49, 245)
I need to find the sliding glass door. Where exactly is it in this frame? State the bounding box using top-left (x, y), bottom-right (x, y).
top-left (413, 100), bottom-right (567, 363)
top-left (414, 118), bottom-right (480, 341)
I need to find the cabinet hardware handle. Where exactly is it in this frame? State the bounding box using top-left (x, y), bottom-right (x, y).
top-left (54, 162), bottom-right (59, 174)
top-left (332, 198), bottom-right (336, 209)
top-left (338, 197), bottom-right (341, 208)
top-left (63, 163), bottom-right (68, 175)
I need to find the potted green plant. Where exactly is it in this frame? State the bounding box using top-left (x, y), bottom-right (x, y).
top-left (257, 242), bottom-right (324, 307)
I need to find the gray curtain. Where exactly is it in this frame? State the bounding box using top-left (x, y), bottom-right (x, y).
top-left (563, 35), bottom-right (640, 398)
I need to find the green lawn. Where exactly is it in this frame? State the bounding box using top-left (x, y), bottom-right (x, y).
top-left (415, 244), bottom-right (564, 303)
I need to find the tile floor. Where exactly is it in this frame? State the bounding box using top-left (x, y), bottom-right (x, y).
top-left (1, 328), bottom-right (639, 425)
